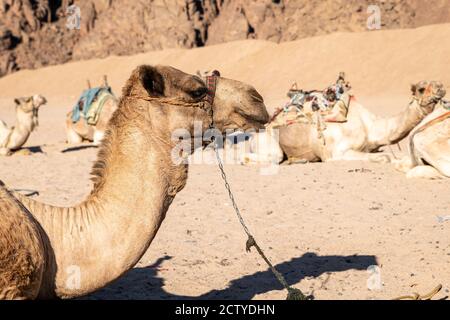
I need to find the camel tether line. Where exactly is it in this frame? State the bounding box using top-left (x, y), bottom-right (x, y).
top-left (393, 284), bottom-right (443, 300)
top-left (205, 72), bottom-right (306, 300)
top-left (211, 139), bottom-right (307, 300)
top-left (211, 135), bottom-right (444, 301)
top-left (12, 189), bottom-right (39, 197)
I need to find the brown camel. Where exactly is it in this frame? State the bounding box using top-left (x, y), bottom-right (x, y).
top-left (0, 65), bottom-right (269, 300)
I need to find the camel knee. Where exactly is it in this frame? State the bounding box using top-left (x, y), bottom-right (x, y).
top-left (0, 147), bottom-right (12, 156)
top-left (369, 153), bottom-right (392, 164)
top-left (393, 157), bottom-right (413, 173)
top-left (406, 166), bottom-right (443, 180)
top-left (66, 128), bottom-right (83, 144)
top-left (93, 131), bottom-right (105, 145)
top-left (436, 164), bottom-right (450, 178)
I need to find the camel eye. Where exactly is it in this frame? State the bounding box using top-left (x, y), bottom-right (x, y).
top-left (190, 87), bottom-right (207, 99)
top-left (418, 88), bottom-right (426, 94)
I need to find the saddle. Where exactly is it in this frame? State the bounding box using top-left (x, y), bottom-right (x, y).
top-left (71, 86), bottom-right (117, 125)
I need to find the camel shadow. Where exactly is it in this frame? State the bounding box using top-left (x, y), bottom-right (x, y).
top-left (12, 146), bottom-right (44, 155)
top-left (84, 253), bottom-right (377, 300)
top-left (61, 144), bottom-right (98, 153)
top-left (26, 146), bottom-right (44, 154)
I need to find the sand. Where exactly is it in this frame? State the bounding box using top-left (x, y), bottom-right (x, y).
top-left (0, 24), bottom-right (449, 300)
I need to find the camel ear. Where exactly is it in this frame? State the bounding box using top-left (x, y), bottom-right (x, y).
top-left (137, 65), bottom-right (165, 97)
top-left (123, 65), bottom-right (165, 97)
top-left (14, 98), bottom-right (21, 105)
top-left (410, 84), bottom-right (417, 95)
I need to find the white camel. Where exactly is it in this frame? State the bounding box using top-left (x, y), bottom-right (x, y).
top-left (0, 95), bottom-right (47, 156)
top-left (394, 92), bottom-right (449, 179)
top-left (241, 81), bottom-right (446, 166)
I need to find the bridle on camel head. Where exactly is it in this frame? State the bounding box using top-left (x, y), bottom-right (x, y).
top-left (413, 83), bottom-right (442, 109)
top-left (205, 70), bottom-right (220, 129)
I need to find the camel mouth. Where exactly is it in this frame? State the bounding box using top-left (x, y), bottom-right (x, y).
top-left (228, 119), bottom-right (267, 132)
top-left (246, 119), bottom-right (268, 130)
top-left (240, 107), bottom-right (270, 130)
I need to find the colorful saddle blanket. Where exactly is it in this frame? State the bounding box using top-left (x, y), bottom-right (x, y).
top-left (71, 87), bottom-right (116, 125)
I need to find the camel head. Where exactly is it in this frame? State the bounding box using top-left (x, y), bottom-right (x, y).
top-left (211, 76), bottom-right (269, 132)
top-left (14, 94), bottom-right (47, 130)
top-left (121, 65), bottom-right (269, 138)
top-left (411, 81), bottom-right (446, 112)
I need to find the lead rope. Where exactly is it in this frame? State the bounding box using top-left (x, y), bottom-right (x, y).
top-left (210, 136), bottom-right (307, 300)
top-left (393, 284), bottom-right (443, 300)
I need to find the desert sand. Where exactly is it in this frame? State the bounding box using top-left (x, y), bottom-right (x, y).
top-left (0, 24), bottom-right (449, 300)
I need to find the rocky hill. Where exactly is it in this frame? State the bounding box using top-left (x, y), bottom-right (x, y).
top-left (0, 0), bottom-right (449, 77)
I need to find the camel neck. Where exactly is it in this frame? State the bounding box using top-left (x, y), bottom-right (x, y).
top-left (15, 109), bottom-right (35, 133)
top-left (19, 111), bottom-right (189, 299)
top-left (369, 99), bottom-right (431, 147)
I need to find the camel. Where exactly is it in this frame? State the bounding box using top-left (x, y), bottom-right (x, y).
top-left (394, 88), bottom-right (449, 179)
top-left (241, 81), bottom-right (446, 165)
top-left (66, 77), bottom-right (118, 145)
top-left (0, 95), bottom-right (47, 156)
top-left (0, 65), bottom-right (269, 300)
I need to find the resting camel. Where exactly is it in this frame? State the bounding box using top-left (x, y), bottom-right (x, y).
top-left (242, 81), bottom-right (446, 165)
top-left (66, 78), bottom-right (118, 145)
top-left (0, 65), bottom-right (269, 300)
top-left (394, 84), bottom-right (449, 179)
top-left (0, 95), bottom-right (47, 156)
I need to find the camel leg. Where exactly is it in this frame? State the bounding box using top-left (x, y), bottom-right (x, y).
top-left (66, 127), bottom-right (83, 144)
top-left (393, 156), bottom-right (413, 173)
top-left (93, 130), bottom-right (105, 146)
top-left (434, 160), bottom-right (450, 178)
top-left (413, 132), bottom-right (450, 178)
top-left (332, 150), bottom-right (392, 163)
top-left (406, 165), bottom-right (444, 179)
top-left (0, 147), bottom-right (12, 156)
top-left (287, 157), bottom-right (308, 165)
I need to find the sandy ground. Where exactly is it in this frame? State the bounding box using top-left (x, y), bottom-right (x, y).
top-left (0, 25), bottom-right (449, 300)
